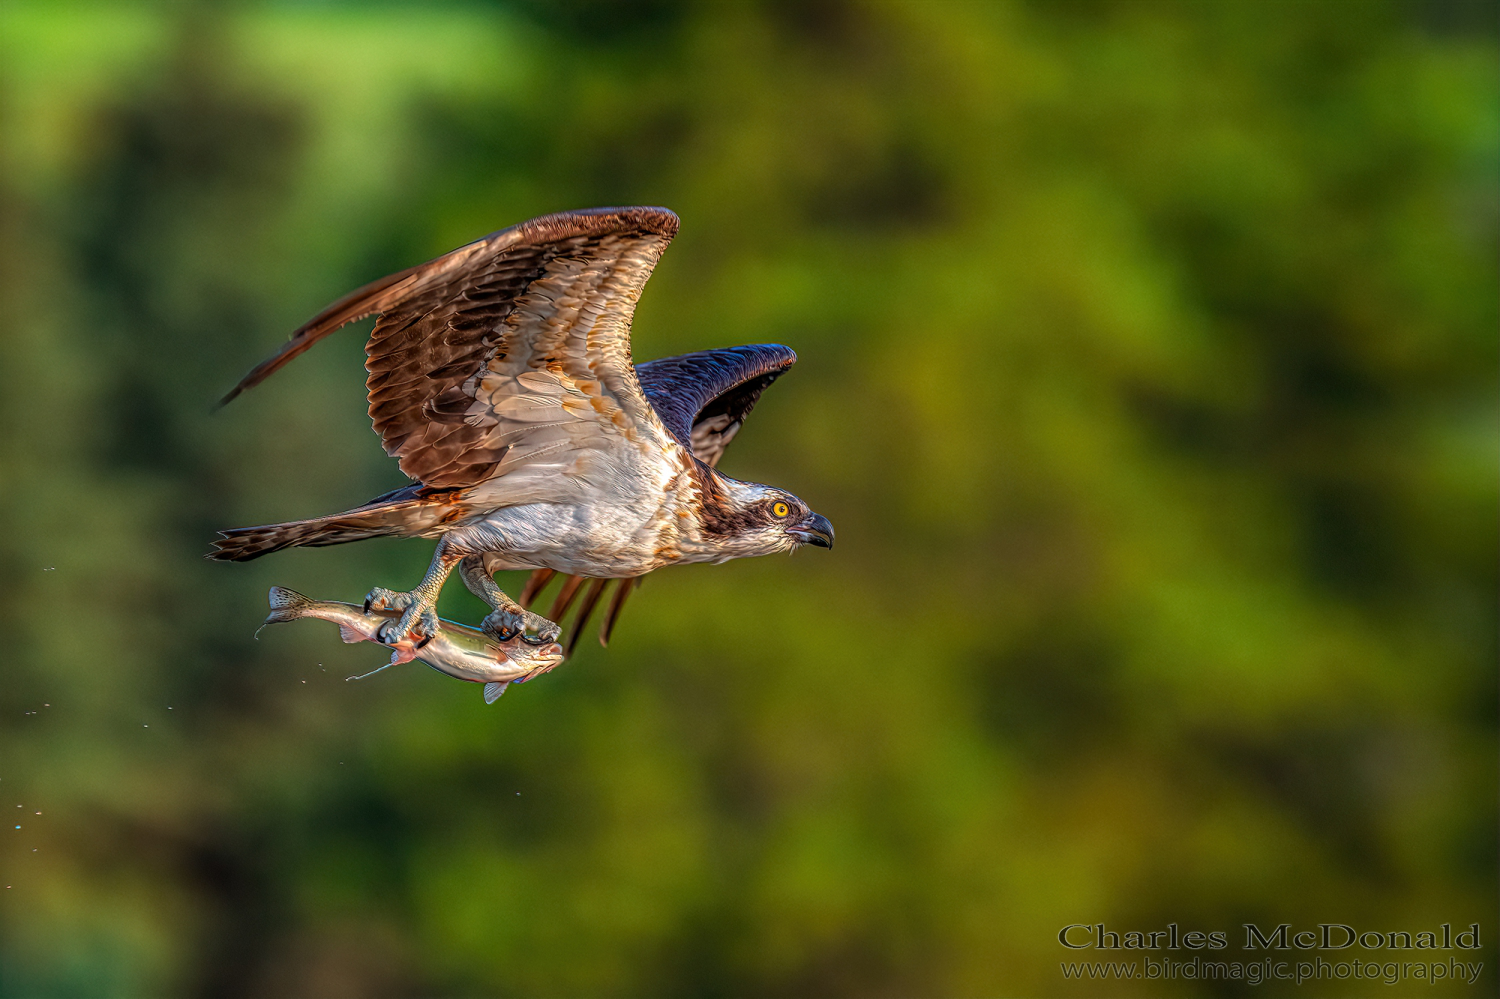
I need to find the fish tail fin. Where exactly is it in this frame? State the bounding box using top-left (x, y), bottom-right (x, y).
top-left (264, 585), bottom-right (314, 624)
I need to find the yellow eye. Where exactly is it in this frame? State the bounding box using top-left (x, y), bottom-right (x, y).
top-left (772, 501), bottom-right (790, 518)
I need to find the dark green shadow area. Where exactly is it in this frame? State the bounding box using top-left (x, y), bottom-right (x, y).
top-left (0, 2), bottom-right (1494, 996)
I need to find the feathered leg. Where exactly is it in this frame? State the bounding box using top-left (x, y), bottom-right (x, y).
top-left (459, 556), bottom-right (561, 644)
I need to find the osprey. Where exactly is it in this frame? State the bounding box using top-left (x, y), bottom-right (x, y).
top-left (212, 207), bottom-right (833, 653)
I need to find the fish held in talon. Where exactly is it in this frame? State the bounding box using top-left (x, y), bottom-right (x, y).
top-left (262, 586), bottom-right (564, 702)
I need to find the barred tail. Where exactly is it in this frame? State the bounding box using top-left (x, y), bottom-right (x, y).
top-left (208, 493), bottom-right (452, 562)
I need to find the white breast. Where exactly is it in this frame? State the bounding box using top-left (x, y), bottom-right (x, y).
top-left (455, 444), bottom-right (708, 576)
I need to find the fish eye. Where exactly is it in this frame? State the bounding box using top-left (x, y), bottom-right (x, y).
top-left (772, 501), bottom-right (790, 518)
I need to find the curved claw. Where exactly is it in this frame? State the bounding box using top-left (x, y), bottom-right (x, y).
top-left (482, 607), bottom-right (559, 645)
top-left (376, 603), bottom-right (438, 649)
top-left (410, 607), bottom-right (439, 645)
top-left (481, 610), bottom-right (521, 642)
top-left (364, 586), bottom-right (414, 615)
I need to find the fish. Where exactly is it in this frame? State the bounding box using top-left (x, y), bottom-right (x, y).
top-left (261, 586), bottom-right (565, 703)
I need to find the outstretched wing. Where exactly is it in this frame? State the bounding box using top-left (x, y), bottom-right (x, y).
top-left (523, 344), bottom-right (798, 651)
top-left (636, 344), bottom-right (798, 468)
top-left (221, 207), bottom-right (681, 490)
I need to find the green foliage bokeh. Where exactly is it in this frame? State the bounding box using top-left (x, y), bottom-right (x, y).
top-left (0, 2), bottom-right (1494, 996)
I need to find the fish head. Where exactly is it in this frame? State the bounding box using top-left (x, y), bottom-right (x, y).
top-left (502, 636), bottom-right (565, 676)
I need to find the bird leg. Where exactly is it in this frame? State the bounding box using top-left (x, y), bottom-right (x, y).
top-left (363, 536), bottom-right (462, 647)
top-left (459, 555), bottom-right (561, 645)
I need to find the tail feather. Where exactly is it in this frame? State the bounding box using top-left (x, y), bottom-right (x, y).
top-left (566, 578), bottom-right (610, 658)
top-left (599, 577), bottom-right (639, 648)
top-left (519, 568), bottom-right (555, 608)
top-left (209, 493), bottom-right (453, 562)
top-left (549, 575), bottom-right (587, 623)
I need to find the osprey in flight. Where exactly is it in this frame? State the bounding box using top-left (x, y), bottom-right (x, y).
top-left (212, 207), bottom-right (833, 653)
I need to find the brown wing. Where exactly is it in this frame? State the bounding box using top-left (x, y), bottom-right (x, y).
top-left (221, 207), bottom-right (681, 490)
top-left (523, 345), bottom-right (797, 649)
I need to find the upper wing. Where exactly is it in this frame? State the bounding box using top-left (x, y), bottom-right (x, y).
top-left (221, 207), bottom-right (681, 490)
top-left (635, 344), bottom-right (797, 467)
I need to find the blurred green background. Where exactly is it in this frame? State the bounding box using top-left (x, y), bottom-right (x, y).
top-left (0, 2), bottom-right (1495, 996)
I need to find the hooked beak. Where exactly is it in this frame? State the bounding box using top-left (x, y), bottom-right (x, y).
top-left (786, 511), bottom-right (835, 550)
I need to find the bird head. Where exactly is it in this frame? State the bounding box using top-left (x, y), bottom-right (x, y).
top-left (705, 477), bottom-right (835, 558)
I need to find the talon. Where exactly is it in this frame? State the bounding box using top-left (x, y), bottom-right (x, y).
top-left (481, 602), bottom-right (559, 645)
top-left (481, 609), bottom-right (521, 642)
top-left (367, 593), bottom-right (438, 649)
top-left (527, 616), bottom-right (562, 645)
top-left (363, 587), bottom-right (412, 615)
top-left (412, 608), bottom-right (439, 644)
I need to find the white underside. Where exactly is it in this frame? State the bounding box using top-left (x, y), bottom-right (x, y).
top-left (451, 501), bottom-right (716, 576)
top-left (444, 450), bottom-right (791, 576)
